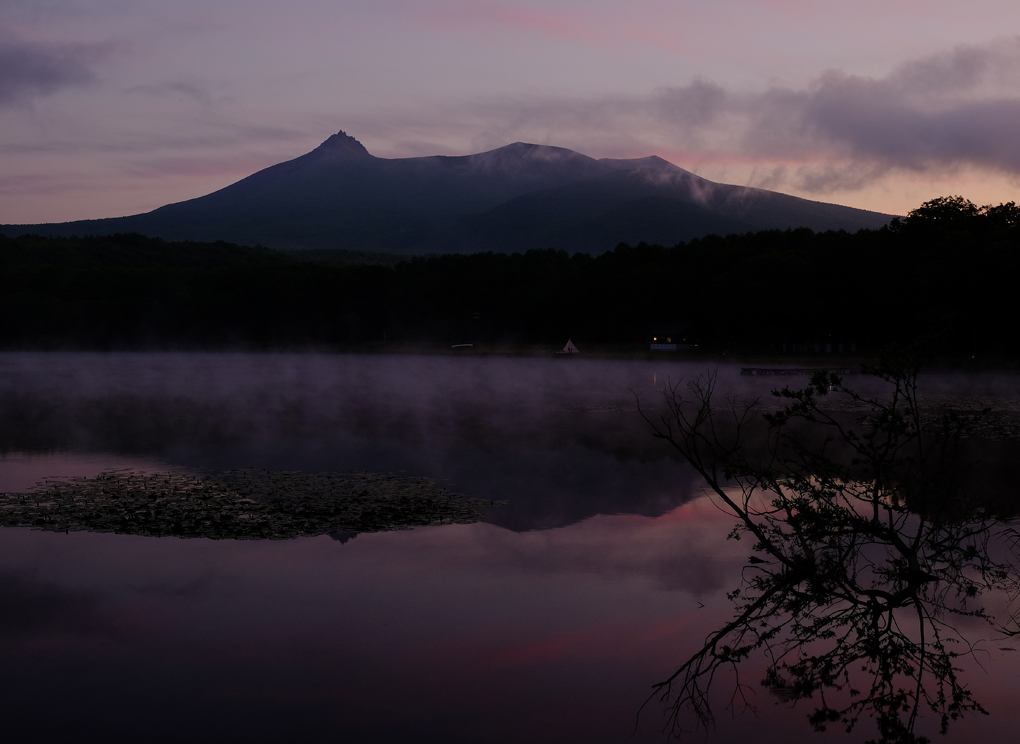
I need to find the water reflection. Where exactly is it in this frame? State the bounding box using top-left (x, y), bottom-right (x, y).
top-left (0, 352), bottom-right (712, 529)
top-left (642, 364), bottom-right (1020, 743)
top-left (0, 504), bottom-right (742, 743)
top-left (2, 353), bottom-right (1020, 742)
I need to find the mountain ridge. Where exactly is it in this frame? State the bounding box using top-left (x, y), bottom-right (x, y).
top-left (2, 131), bottom-right (894, 252)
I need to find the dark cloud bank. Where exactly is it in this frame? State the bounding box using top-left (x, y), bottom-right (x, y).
top-left (677, 38), bottom-right (1020, 186)
top-left (0, 34), bottom-right (97, 107)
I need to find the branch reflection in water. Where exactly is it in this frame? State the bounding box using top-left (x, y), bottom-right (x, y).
top-left (639, 358), bottom-right (1020, 744)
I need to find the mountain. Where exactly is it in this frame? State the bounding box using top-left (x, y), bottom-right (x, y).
top-left (2, 131), bottom-right (894, 252)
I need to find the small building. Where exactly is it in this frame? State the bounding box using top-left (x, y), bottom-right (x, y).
top-left (646, 321), bottom-right (697, 351)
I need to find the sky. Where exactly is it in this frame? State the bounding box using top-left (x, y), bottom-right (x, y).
top-left (3, 0), bottom-right (1020, 224)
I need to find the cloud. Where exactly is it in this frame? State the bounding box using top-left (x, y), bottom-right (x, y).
top-left (692, 38), bottom-right (1020, 183)
top-left (354, 37), bottom-right (1020, 195)
top-left (0, 34), bottom-right (100, 107)
top-left (646, 38), bottom-right (1020, 181)
top-left (0, 121), bottom-right (306, 156)
top-left (125, 79), bottom-right (219, 106)
top-left (729, 38), bottom-right (1020, 190)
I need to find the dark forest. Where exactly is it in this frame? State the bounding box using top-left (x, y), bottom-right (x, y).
top-left (2, 196), bottom-right (1017, 358)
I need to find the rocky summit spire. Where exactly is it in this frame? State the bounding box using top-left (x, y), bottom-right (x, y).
top-left (313, 130), bottom-right (371, 157)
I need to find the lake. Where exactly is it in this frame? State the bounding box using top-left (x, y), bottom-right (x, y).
top-left (1, 352), bottom-right (1019, 743)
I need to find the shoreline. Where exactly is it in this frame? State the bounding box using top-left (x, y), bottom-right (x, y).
top-left (0, 343), bottom-right (1017, 371)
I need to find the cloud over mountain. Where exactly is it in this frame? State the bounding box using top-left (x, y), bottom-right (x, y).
top-left (740, 38), bottom-right (1020, 185)
top-left (361, 38), bottom-right (1020, 195)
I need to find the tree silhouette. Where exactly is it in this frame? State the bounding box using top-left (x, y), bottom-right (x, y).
top-left (638, 358), bottom-right (1020, 743)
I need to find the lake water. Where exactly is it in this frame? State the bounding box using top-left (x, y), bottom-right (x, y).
top-left (1, 353), bottom-right (1019, 743)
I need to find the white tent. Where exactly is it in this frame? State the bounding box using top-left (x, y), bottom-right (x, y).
top-left (557, 339), bottom-right (579, 354)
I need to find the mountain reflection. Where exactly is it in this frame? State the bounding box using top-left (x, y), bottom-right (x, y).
top-left (642, 362), bottom-right (1020, 743)
top-left (0, 470), bottom-right (492, 540)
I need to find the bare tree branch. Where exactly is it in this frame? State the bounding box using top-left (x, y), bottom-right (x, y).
top-left (637, 362), bottom-right (1020, 743)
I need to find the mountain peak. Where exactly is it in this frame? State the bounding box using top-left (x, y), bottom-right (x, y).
top-left (466, 141), bottom-right (596, 169)
top-left (1, 133), bottom-right (894, 251)
top-left (491, 142), bottom-right (583, 158)
top-left (313, 130), bottom-right (371, 158)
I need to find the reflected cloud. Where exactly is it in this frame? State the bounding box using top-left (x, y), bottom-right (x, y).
top-left (0, 571), bottom-right (101, 637)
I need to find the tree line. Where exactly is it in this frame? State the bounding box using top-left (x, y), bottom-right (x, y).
top-left (1, 196), bottom-right (1017, 357)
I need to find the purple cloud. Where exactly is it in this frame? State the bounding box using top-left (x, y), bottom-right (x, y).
top-left (353, 38), bottom-right (1020, 195)
top-left (0, 35), bottom-right (99, 107)
top-left (670, 38), bottom-right (1020, 187)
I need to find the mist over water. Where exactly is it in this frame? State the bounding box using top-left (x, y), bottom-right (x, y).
top-left (2, 352), bottom-right (1020, 742)
top-left (0, 352), bottom-right (725, 528)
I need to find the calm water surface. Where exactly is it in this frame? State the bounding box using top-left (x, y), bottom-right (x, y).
top-left (1, 353), bottom-right (1018, 743)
